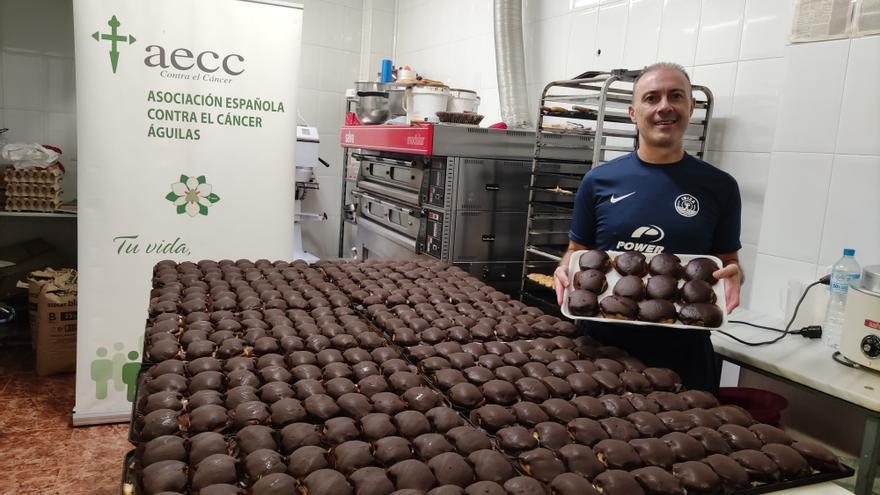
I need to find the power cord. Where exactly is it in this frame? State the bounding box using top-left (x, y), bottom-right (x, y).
top-left (718, 275), bottom-right (830, 346)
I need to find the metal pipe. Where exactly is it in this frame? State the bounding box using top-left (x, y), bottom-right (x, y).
top-left (494, 0), bottom-right (532, 129)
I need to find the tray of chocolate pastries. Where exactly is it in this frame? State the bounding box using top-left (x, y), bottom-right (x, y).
top-left (562, 250), bottom-right (728, 330)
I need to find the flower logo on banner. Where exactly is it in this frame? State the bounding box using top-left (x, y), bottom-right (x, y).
top-left (165, 174), bottom-right (220, 217)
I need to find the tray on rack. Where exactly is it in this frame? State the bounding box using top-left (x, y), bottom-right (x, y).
top-left (562, 250), bottom-right (728, 331)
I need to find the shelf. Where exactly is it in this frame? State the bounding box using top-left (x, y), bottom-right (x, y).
top-left (530, 200), bottom-right (575, 212)
top-left (0, 211), bottom-right (77, 218)
top-left (526, 245), bottom-right (564, 261)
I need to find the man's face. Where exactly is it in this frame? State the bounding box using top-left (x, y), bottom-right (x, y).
top-left (628, 69), bottom-right (695, 149)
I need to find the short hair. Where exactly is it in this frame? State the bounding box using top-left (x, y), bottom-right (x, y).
top-left (633, 62), bottom-right (692, 96)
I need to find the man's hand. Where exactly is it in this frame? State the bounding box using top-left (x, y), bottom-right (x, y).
top-left (713, 264), bottom-right (741, 314)
top-left (554, 265), bottom-right (570, 306)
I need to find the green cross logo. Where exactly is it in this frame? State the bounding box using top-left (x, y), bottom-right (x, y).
top-left (92, 15), bottom-right (136, 74)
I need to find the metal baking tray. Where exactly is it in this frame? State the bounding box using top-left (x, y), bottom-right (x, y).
top-left (562, 250), bottom-right (728, 331)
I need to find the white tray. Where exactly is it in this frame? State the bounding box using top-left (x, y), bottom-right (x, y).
top-left (561, 250), bottom-right (727, 331)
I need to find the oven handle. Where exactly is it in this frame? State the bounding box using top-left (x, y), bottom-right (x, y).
top-left (352, 189), bottom-right (418, 217)
top-left (351, 152), bottom-right (416, 168)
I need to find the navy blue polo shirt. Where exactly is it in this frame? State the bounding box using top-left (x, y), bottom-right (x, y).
top-left (569, 151), bottom-right (741, 255)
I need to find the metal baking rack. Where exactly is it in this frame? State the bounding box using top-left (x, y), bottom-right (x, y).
top-left (519, 69), bottom-right (714, 315)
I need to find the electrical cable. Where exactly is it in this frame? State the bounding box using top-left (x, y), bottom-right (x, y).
top-left (719, 277), bottom-right (828, 346)
top-left (832, 351), bottom-right (861, 369)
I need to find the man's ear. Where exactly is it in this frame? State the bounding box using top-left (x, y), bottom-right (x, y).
top-left (628, 104), bottom-right (636, 123)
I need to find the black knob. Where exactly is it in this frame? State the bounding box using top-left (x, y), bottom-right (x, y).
top-left (861, 335), bottom-right (880, 358)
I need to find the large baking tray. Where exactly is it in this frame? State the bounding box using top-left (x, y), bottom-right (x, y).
top-left (562, 250), bottom-right (728, 331)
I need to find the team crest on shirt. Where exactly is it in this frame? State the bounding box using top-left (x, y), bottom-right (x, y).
top-left (674, 194), bottom-right (699, 217)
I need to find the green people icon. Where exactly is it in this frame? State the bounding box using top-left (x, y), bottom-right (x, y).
top-left (91, 347), bottom-right (113, 400)
top-left (122, 351), bottom-right (141, 403)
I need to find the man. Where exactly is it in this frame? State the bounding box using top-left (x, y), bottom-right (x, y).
top-left (553, 62), bottom-right (742, 392)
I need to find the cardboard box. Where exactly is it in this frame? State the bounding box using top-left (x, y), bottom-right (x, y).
top-left (21, 268), bottom-right (77, 376)
top-left (0, 239), bottom-right (63, 301)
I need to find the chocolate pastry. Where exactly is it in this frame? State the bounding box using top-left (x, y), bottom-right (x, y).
top-left (305, 469), bottom-right (353, 495)
top-left (574, 269), bottom-right (608, 294)
top-left (571, 360), bottom-right (599, 374)
top-left (518, 448), bottom-right (565, 483)
top-left (350, 467), bottom-right (396, 495)
top-left (515, 378), bottom-right (550, 403)
top-left (662, 432), bottom-right (706, 462)
top-left (372, 392), bottom-right (407, 416)
top-left (627, 412), bottom-right (669, 438)
top-left (729, 449), bottom-right (781, 482)
top-left (540, 376), bottom-right (573, 399)
top-left (648, 391), bottom-right (687, 412)
top-left (592, 371), bottom-right (625, 394)
top-left (428, 452), bottom-right (475, 487)
top-left (567, 290), bottom-right (599, 317)
top-left (450, 383), bottom-right (484, 408)
top-left (414, 433), bottom-right (455, 460)
top-left (579, 250), bottom-right (611, 272)
top-left (710, 405), bottom-right (755, 426)
top-left (304, 394), bottom-right (340, 420)
top-left (468, 450), bottom-right (514, 484)
top-left (550, 473), bottom-right (600, 495)
top-left (358, 375), bottom-right (390, 397)
top-left (510, 402), bottom-right (549, 427)
top-left (236, 425), bottom-right (276, 455)
top-left (614, 251), bottom-right (648, 277)
top-left (361, 413), bottom-right (397, 440)
top-left (702, 454), bottom-right (751, 491)
top-left (477, 380), bottom-right (517, 406)
top-left (657, 411), bottom-right (696, 432)
top-left (141, 409), bottom-right (181, 440)
top-left (326, 378), bottom-right (358, 399)
top-left (353, 362), bottom-right (381, 381)
top-left (334, 440), bottom-right (374, 473)
top-left (494, 366), bottom-right (524, 383)
top-left (750, 424), bottom-right (793, 445)
top-left (324, 417), bottom-right (361, 445)
top-left (147, 340), bottom-right (181, 362)
top-left (224, 387), bottom-right (258, 411)
top-left (449, 352), bottom-right (476, 370)
top-left (251, 472), bottom-right (297, 495)
top-left (142, 435), bottom-right (186, 466)
top-left (224, 356), bottom-right (255, 372)
top-left (291, 364), bottom-right (323, 381)
top-left (447, 426), bottom-right (493, 455)
top-left (570, 396), bottom-right (608, 420)
top-left (462, 366), bottom-right (495, 385)
top-left (791, 441), bottom-right (847, 473)
top-left (594, 469), bottom-right (646, 495)
top-left (260, 381), bottom-right (296, 404)
top-left (233, 401), bottom-right (270, 428)
top-left (594, 439), bottom-right (642, 470)
top-left (631, 466), bottom-right (686, 495)
top-left (388, 459), bottom-right (437, 491)
top-left (395, 410), bottom-right (431, 438)
top-left (244, 448), bottom-right (286, 481)
top-left (188, 432), bottom-right (228, 466)
top-left (464, 481), bottom-right (505, 495)
top-left (620, 371), bottom-right (654, 394)
top-left (142, 391), bottom-right (184, 415)
top-left (337, 392), bottom-right (373, 419)
top-left (389, 372), bottom-right (425, 393)
top-left (613, 276), bottom-right (646, 301)
top-left (288, 445), bottom-right (330, 477)
top-left (566, 373), bottom-right (600, 397)
top-left (678, 390), bottom-right (719, 409)
top-left (600, 395), bottom-right (636, 418)
top-left (477, 354), bottom-right (504, 370)
top-left (522, 362), bottom-right (552, 379)
top-left (199, 484), bottom-right (243, 495)
top-left (630, 438), bottom-right (676, 469)
top-left (192, 454), bottom-right (237, 489)
top-left (280, 422), bottom-right (321, 453)
top-left (402, 386), bottom-right (442, 412)
top-left (648, 253), bottom-right (683, 278)
top-left (497, 426), bottom-right (537, 451)
top-left (599, 295), bottom-right (638, 320)
top-left (626, 394), bottom-right (661, 414)
top-left (556, 444), bottom-right (605, 478)
top-left (761, 444), bottom-right (812, 479)
top-left (638, 299), bottom-right (677, 324)
top-left (541, 398), bottom-right (579, 423)
top-left (426, 407), bottom-right (464, 432)
top-left (147, 373), bottom-right (188, 394)
top-left (718, 424), bottom-right (762, 451)
top-left (502, 352), bottom-right (529, 367)
top-left (680, 280), bottom-right (716, 304)
top-left (374, 436), bottom-right (414, 466)
top-left (547, 361), bottom-right (576, 378)
top-left (687, 427), bottom-right (730, 455)
top-left (683, 409), bottom-right (722, 430)
top-left (672, 460), bottom-right (721, 494)
top-left (503, 476), bottom-right (547, 495)
top-left (324, 362), bottom-right (355, 381)
top-left (685, 258), bottom-right (719, 284)
top-left (644, 369), bottom-right (682, 392)
top-left (668, 301), bottom-right (724, 326)
top-left (141, 459), bottom-right (188, 494)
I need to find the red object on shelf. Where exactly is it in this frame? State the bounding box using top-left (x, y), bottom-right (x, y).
top-left (340, 120), bottom-right (434, 155)
top-left (717, 387), bottom-right (789, 427)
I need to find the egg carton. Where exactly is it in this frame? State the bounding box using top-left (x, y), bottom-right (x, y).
top-left (5, 197), bottom-right (61, 212)
top-left (5, 183), bottom-right (62, 198)
top-left (3, 167), bottom-right (62, 185)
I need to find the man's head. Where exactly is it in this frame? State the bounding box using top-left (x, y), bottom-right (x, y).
top-left (628, 62), bottom-right (695, 151)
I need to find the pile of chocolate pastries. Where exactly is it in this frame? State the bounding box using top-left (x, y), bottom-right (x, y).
top-left (135, 258), bottom-right (846, 495)
top-left (567, 251), bottom-right (726, 328)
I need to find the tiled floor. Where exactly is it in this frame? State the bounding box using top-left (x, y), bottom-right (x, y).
top-left (0, 344), bottom-right (130, 495)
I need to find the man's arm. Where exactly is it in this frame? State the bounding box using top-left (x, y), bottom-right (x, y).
top-left (713, 251), bottom-right (742, 314)
top-left (554, 240), bottom-right (589, 305)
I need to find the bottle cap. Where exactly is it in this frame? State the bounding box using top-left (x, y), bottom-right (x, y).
top-left (843, 248), bottom-right (855, 256)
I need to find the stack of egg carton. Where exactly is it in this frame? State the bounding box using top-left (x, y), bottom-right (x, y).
top-left (3, 166), bottom-right (63, 213)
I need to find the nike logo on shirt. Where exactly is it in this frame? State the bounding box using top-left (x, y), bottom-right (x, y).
top-left (610, 192), bottom-right (636, 204)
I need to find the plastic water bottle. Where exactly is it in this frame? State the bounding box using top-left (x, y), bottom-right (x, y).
top-left (822, 248), bottom-right (861, 348)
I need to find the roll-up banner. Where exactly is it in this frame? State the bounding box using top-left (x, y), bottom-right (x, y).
top-left (72, 0), bottom-right (302, 424)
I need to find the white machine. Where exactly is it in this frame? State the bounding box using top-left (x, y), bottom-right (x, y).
top-left (841, 265), bottom-right (880, 369)
top-left (293, 126), bottom-right (326, 263)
